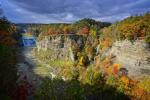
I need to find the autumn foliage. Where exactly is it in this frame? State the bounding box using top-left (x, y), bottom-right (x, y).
top-left (101, 13), bottom-right (150, 41)
top-left (0, 17), bottom-right (16, 46)
top-left (81, 26), bottom-right (89, 35)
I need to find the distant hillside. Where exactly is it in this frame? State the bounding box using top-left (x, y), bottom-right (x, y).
top-left (73, 18), bottom-right (111, 28)
top-left (15, 18), bottom-right (110, 27)
top-left (16, 18), bottom-right (111, 37)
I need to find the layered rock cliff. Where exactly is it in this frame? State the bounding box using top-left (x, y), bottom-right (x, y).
top-left (107, 40), bottom-right (150, 78)
top-left (36, 36), bottom-right (150, 79)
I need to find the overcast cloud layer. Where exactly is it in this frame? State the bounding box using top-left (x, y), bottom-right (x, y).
top-left (0, 0), bottom-right (150, 23)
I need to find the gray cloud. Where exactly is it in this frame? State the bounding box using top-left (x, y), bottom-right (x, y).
top-left (1, 0), bottom-right (150, 23)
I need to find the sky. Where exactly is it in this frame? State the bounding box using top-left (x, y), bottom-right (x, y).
top-left (0, 0), bottom-right (150, 23)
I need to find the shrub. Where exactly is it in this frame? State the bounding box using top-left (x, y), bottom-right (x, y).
top-left (138, 77), bottom-right (150, 93)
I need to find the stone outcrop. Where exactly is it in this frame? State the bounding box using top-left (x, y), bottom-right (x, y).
top-left (37, 36), bottom-right (72, 61)
top-left (107, 39), bottom-right (150, 78)
top-left (37, 35), bottom-right (150, 79)
top-left (36, 35), bottom-right (89, 61)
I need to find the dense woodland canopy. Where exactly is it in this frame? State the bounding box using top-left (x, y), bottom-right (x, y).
top-left (0, 17), bottom-right (16, 46)
top-left (101, 13), bottom-right (150, 42)
top-left (23, 13), bottom-right (150, 44)
top-left (0, 12), bottom-right (150, 99)
top-left (21, 18), bottom-right (111, 38)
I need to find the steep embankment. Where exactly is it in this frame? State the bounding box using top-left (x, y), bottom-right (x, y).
top-left (107, 40), bottom-right (150, 79)
top-left (36, 33), bottom-right (150, 79)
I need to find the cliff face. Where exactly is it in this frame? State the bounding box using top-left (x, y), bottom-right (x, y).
top-left (36, 36), bottom-right (150, 79)
top-left (37, 36), bottom-right (72, 61)
top-left (108, 40), bottom-right (150, 78)
top-left (36, 35), bottom-right (90, 62)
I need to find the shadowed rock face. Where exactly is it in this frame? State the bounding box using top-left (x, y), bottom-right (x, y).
top-left (36, 35), bottom-right (89, 61)
top-left (107, 39), bottom-right (150, 79)
top-left (37, 36), bottom-right (71, 61)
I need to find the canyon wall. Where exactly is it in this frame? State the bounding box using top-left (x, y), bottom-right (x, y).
top-left (107, 40), bottom-right (150, 78)
top-left (36, 36), bottom-right (150, 79)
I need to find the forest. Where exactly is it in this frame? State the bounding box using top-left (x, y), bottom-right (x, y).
top-left (0, 13), bottom-right (150, 100)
